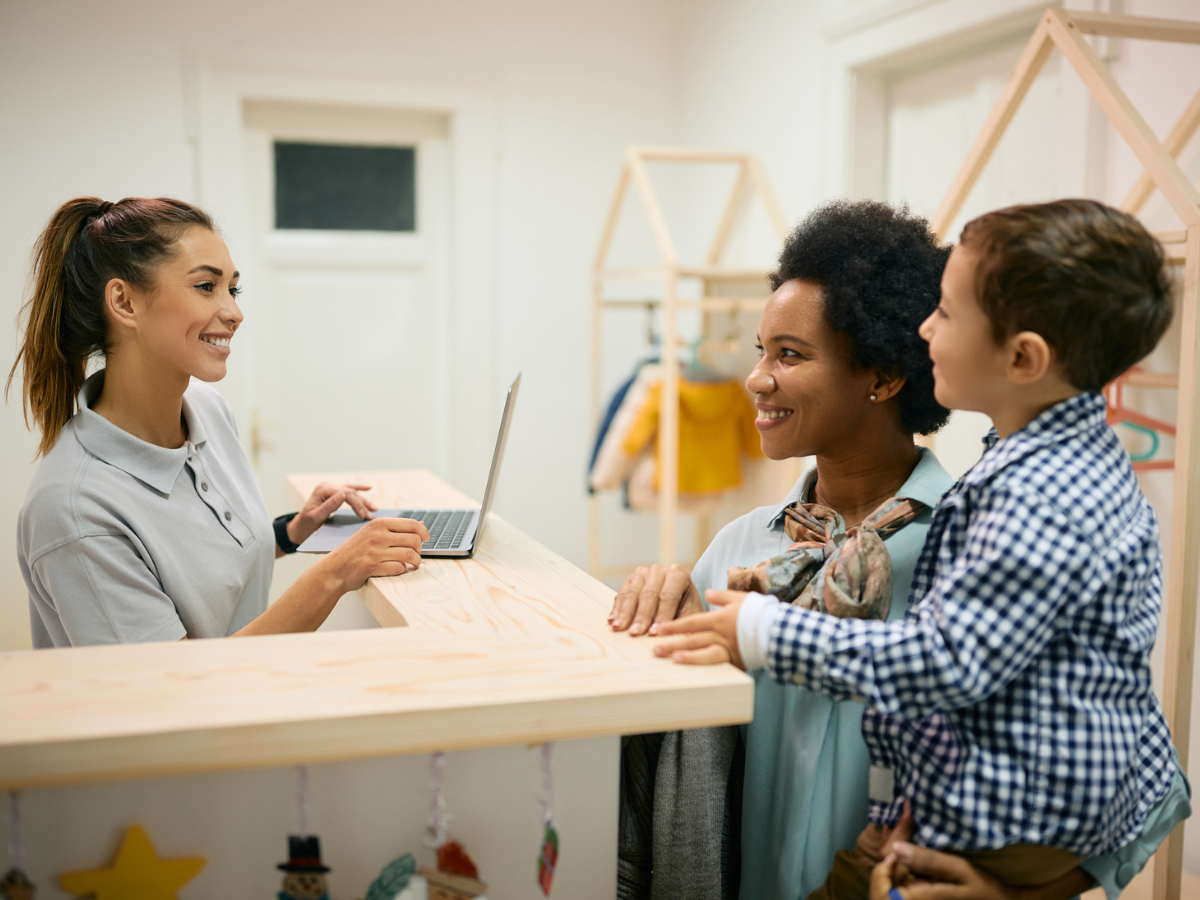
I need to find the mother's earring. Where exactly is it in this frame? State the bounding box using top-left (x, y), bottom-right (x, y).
top-left (870, 393), bottom-right (878, 401)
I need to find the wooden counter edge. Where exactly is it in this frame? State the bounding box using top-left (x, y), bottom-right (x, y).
top-left (0, 673), bottom-right (751, 790)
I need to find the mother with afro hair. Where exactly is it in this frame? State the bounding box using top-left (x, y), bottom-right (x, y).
top-left (612, 199), bottom-right (954, 900)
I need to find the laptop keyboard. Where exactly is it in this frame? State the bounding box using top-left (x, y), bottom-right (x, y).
top-left (396, 510), bottom-right (473, 551)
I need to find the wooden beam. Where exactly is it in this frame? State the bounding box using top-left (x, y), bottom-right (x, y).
top-left (706, 162), bottom-right (752, 266)
top-left (1123, 87), bottom-right (1200, 216)
top-left (628, 153), bottom-right (678, 265)
top-left (931, 14), bottom-right (1056, 240)
top-left (629, 146), bottom-right (750, 164)
top-left (593, 162), bottom-right (632, 271)
top-left (1066, 10), bottom-right (1200, 45)
top-left (659, 268), bottom-right (680, 564)
top-left (746, 155), bottom-right (793, 241)
top-left (1152, 223), bottom-right (1200, 900)
top-left (1048, 9), bottom-right (1200, 227)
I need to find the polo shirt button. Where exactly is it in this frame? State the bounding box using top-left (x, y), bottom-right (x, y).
top-left (793, 674), bottom-right (806, 685)
top-left (201, 482), bottom-right (208, 491)
top-left (224, 511), bottom-right (232, 521)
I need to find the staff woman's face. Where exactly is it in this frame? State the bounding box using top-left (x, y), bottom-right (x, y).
top-left (746, 279), bottom-right (878, 460)
top-left (119, 226), bottom-right (243, 383)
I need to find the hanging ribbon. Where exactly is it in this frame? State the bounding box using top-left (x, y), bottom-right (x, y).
top-left (426, 752), bottom-right (449, 848)
top-left (1, 790), bottom-right (35, 897)
top-left (296, 766), bottom-right (309, 839)
top-left (537, 744), bottom-right (559, 895)
top-left (8, 791), bottom-right (23, 872)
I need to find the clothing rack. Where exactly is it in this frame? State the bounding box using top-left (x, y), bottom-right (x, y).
top-left (589, 148), bottom-right (798, 575)
top-left (929, 11), bottom-right (1200, 899)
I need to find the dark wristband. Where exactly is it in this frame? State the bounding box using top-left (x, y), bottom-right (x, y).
top-left (274, 513), bottom-right (300, 554)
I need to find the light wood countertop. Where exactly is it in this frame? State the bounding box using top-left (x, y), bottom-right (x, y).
top-left (0, 471), bottom-right (751, 789)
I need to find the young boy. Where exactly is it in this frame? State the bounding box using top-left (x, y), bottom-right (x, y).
top-left (655, 199), bottom-right (1181, 894)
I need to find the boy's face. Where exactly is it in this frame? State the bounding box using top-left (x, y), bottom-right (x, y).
top-left (919, 244), bottom-right (1010, 415)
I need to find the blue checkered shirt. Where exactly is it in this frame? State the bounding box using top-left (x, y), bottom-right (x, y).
top-left (765, 392), bottom-right (1175, 856)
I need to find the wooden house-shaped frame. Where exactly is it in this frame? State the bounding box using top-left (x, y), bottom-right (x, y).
top-left (931, 10), bottom-right (1200, 899)
top-left (590, 148), bottom-right (792, 572)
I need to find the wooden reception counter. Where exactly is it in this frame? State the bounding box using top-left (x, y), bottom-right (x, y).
top-left (0, 470), bottom-right (752, 790)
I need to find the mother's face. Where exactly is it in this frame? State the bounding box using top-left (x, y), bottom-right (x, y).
top-left (746, 279), bottom-right (878, 460)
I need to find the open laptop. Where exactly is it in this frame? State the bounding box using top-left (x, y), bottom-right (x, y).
top-left (298, 374), bottom-right (520, 558)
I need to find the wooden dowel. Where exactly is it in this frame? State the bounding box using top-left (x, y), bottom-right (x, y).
top-left (659, 269), bottom-right (680, 565)
top-left (706, 163), bottom-right (752, 266)
top-left (747, 155), bottom-right (793, 241)
top-left (1152, 223), bottom-right (1200, 900)
top-left (1048, 9), bottom-right (1200, 228)
top-left (1123, 89), bottom-right (1200, 216)
top-left (1066, 10), bottom-right (1200, 45)
top-left (629, 146), bottom-right (752, 164)
top-left (629, 155), bottom-right (679, 266)
top-left (931, 16), bottom-right (1055, 239)
top-left (594, 163), bottom-right (632, 271)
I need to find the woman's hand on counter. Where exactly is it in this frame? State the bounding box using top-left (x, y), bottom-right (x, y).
top-left (610, 563), bottom-right (704, 636)
top-left (323, 517), bottom-right (432, 592)
top-left (287, 481), bottom-right (378, 546)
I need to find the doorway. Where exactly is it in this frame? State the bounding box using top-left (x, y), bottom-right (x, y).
top-left (240, 99), bottom-right (451, 624)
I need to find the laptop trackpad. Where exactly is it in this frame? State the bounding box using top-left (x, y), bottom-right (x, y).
top-left (297, 509), bottom-right (405, 553)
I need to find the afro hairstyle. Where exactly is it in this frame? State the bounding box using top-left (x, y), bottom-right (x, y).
top-left (770, 199), bottom-right (951, 435)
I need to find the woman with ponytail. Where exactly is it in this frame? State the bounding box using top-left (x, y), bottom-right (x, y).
top-left (10, 196), bottom-right (430, 646)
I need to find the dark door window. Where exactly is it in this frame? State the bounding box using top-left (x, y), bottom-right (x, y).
top-left (274, 142), bottom-right (415, 231)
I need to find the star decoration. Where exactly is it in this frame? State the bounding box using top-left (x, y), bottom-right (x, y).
top-left (60, 824), bottom-right (205, 900)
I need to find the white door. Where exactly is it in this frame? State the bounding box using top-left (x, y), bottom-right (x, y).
top-left (239, 100), bottom-right (451, 625)
top-left (883, 39), bottom-right (1075, 478)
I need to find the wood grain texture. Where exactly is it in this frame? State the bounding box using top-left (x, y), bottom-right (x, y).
top-left (0, 471), bottom-right (751, 789)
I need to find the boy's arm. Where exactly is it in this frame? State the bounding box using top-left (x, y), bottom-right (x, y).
top-left (658, 485), bottom-right (1097, 716)
top-left (770, 485), bottom-right (1095, 714)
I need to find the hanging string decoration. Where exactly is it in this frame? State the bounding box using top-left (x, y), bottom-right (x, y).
top-left (1, 792), bottom-right (35, 900)
top-left (59, 824), bottom-right (205, 900)
top-left (419, 752), bottom-right (487, 900)
top-left (277, 765), bottom-right (331, 900)
top-left (536, 744), bottom-right (559, 896)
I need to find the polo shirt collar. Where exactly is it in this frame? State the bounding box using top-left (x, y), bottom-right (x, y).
top-left (963, 391), bottom-right (1105, 488)
top-left (765, 446), bottom-right (949, 532)
top-left (73, 370), bottom-right (207, 495)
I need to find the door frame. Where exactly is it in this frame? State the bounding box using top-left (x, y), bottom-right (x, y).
top-left (187, 58), bottom-right (500, 487)
top-left (820, 0), bottom-right (1114, 202)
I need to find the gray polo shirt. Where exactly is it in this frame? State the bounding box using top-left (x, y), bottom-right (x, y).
top-left (18, 371), bottom-right (274, 647)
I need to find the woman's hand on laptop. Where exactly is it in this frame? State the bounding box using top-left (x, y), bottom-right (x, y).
top-left (610, 563), bottom-right (704, 636)
top-left (325, 516), bottom-right (432, 592)
top-left (289, 482), bottom-right (378, 546)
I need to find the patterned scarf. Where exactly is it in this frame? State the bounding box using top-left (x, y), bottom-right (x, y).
top-left (726, 496), bottom-right (926, 620)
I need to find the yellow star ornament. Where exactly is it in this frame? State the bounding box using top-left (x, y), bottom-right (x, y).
top-left (60, 824), bottom-right (206, 900)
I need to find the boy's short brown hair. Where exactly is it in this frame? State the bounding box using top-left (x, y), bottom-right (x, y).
top-left (960, 199), bottom-right (1173, 391)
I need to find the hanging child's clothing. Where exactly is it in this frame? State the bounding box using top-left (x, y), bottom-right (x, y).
top-left (589, 366), bottom-right (762, 512)
top-left (621, 379), bottom-right (762, 493)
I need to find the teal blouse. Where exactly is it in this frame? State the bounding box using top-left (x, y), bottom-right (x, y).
top-left (690, 448), bottom-right (1190, 899)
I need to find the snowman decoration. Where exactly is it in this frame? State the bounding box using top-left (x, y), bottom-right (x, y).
top-left (277, 836), bottom-right (331, 900)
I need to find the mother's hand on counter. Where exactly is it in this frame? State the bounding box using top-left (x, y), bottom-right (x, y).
top-left (609, 563), bottom-right (704, 636)
top-left (324, 517), bottom-right (431, 592)
top-left (287, 481), bottom-right (378, 547)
